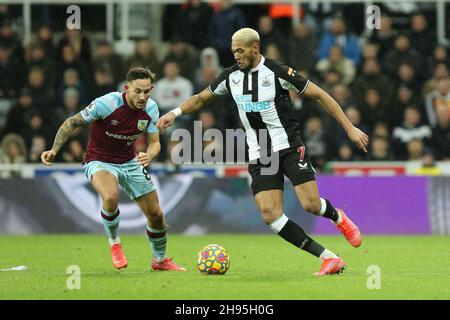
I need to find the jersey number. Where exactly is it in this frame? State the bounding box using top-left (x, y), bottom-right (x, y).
top-left (297, 146), bottom-right (305, 162)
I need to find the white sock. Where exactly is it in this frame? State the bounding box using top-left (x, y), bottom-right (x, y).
top-left (108, 236), bottom-right (121, 246)
top-left (269, 213), bottom-right (289, 233)
top-left (319, 249), bottom-right (338, 260)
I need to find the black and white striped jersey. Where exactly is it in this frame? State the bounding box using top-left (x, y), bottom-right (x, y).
top-left (208, 56), bottom-right (310, 161)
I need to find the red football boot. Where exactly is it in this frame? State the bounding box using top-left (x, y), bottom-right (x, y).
top-left (314, 257), bottom-right (346, 276)
top-left (111, 243), bottom-right (128, 269)
top-left (152, 258), bottom-right (187, 271)
top-left (335, 209), bottom-right (362, 247)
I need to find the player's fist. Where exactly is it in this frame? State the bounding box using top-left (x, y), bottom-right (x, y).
top-left (347, 126), bottom-right (369, 153)
top-left (41, 150), bottom-right (56, 166)
top-left (156, 112), bottom-right (176, 133)
top-left (137, 152), bottom-right (151, 167)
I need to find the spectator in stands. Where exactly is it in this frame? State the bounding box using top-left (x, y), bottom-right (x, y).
top-left (194, 47), bottom-right (222, 90)
top-left (318, 17), bottom-right (361, 66)
top-left (368, 15), bottom-right (397, 60)
top-left (331, 83), bottom-right (354, 110)
top-left (258, 15), bottom-right (286, 55)
top-left (392, 85), bottom-right (421, 127)
top-left (392, 106), bottom-right (432, 159)
top-left (360, 42), bottom-right (379, 62)
top-left (409, 14), bottom-right (436, 60)
top-left (396, 62), bottom-right (421, 94)
top-left (164, 41), bottom-right (198, 81)
top-left (57, 68), bottom-right (89, 106)
top-left (20, 110), bottom-right (53, 151)
top-left (61, 139), bottom-right (84, 163)
top-left (366, 135), bottom-right (394, 161)
top-left (172, 0), bottom-right (213, 49)
top-left (198, 110), bottom-right (224, 161)
top-left (316, 45), bottom-right (356, 84)
top-left (54, 87), bottom-right (82, 128)
top-left (319, 69), bottom-right (342, 93)
top-left (288, 23), bottom-right (317, 74)
top-left (92, 40), bottom-right (124, 87)
top-left (56, 44), bottom-right (91, 90)
top-left (352, 58), bottom-right (394, 110)
top-left (335, 106), bottom-right (369, 148)
top-left (0, 133), bottom-right (26, 177)
top-left (26, 67), bottom-right (54, 112)
top-left (406, 138), bottom-right (425, 161)
top-left (32, 25), bottom-right (56, 59)
top-left (208, 0), bottom-right (247, 66)
top-left (383, 34), bottom-right (423, 78)
top-left (58, 29), bottom-right (92, 64)
top-left (0, 41), bottom-right (25, 99)
top-left (371, 121), bottom-right (391, 141)
top-left (26, 43), bottom-right (56, 89)
top-left (425, 79), bottom-right (450, 128)
top-left (264, 43), bottom-right (285, 63)
top-left (152, 61), bottom-right (194, 115)
top-left (1, 89), bottom-right (35, 138)
top-left (423, 45), bottom-right (448, 79)
top-left (28, 134), bottom-right (47, 163)
top-left (360, 88), bottom-right (390, 130)
top-left (422, 63), bottom-right (449, 99)
top-left (301, 1), bottom-right (336, 35)
top-left (126, 39), bottom-right (161, 76)
top-left (91, 67), bottom-right (116, 99)
top-left (335, 142), bottom-right (356, 161)
top-left (303, 116), bottom-right (331, 171)
top-left (0, 18), bottom-right (23, 62)
top-left (432, 105), bottom-right (450, 160)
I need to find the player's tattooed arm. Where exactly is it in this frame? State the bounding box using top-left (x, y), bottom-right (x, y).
top-left (51, 113), bottom-right (87, 154)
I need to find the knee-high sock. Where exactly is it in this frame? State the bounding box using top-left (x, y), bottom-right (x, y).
top-left (318, 198), bottom-right (341, 223)
top-left (101, 208), bottom-right (120, 243)
top-left (269, 213), bottom-right (327, 258)
top-left (146, 225), bottom-right (167, 261)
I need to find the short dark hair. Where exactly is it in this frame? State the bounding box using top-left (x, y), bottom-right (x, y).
top-left (126, 67), bottom-right (156, 83)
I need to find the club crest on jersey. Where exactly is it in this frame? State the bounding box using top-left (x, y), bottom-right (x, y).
top-left (261, 77), bottom-right (271, 87)
top-left (137, 120), bottom-right (148, 131)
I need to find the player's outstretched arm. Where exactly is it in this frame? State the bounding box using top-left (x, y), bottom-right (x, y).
top-left (156, 88), bottom-right (215, 133)
top-left (303, 82), bottom-right (369, 153)
top-left (41, 113), bottom-right (87, 166)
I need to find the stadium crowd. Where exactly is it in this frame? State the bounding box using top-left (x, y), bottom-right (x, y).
top-left (0, 1), bottom-right (449, 172)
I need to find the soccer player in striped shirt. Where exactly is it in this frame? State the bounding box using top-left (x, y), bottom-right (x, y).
top-left (158, 28), bottom-right (368, 276)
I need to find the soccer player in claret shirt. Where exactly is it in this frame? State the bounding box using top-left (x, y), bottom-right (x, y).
top-left (158, 28), bottom-right (368, 276)
top-left (41, 68), bottom-right (186, 271)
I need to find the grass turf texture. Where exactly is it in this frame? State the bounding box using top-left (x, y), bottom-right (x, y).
top-left (0, 235), bottom-right (449, 300)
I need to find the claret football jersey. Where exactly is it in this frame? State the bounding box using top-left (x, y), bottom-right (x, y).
top-left (80, 92), bottom-right (159, 164)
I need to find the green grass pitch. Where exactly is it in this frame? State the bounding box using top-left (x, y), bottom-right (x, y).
top-left (0, 234), bottom-right (449, 300)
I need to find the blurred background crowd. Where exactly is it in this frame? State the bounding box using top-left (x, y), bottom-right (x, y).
top-left (0, 0), bottom-right (449, 171)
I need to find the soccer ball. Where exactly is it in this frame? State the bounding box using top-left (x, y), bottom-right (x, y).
top-left (196, 244), bottom-right (230, 275)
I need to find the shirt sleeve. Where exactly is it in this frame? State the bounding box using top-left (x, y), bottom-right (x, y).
top-left (276, 65), bottom-right (310, 94)
top-left (80, 94), bottom-right (114, 123)
top-left (208, 68), bottom-right (229, 96)
top-left (146, 101), bottom-right (160, 134)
